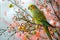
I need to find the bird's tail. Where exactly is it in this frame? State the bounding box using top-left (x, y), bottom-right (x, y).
top-left (41, 21), bottom-right (53, 40)
top-left (44, 26), bottom-right (52, 40)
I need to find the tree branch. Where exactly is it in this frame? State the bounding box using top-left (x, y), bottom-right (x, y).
top-left (48, 0), bottom-right (60, 21)
top-left (0, 29), bottom-right (7, 36)
top-left (8, 0), bottom-right (28, 14)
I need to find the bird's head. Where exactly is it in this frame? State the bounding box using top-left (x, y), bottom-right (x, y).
top-left (28, 4), bottom-right (37, 11)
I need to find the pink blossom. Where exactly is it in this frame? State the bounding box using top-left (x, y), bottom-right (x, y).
top-left (15, 32), bottom-right (27, 40)
top-left (10, 21), bottom-right (20, 28)
top-left (50, 20), bottom-right (56, 25)
top-left (19, 33), bottom-right (27, 40)
top-left (56, 22), bottom-right (60, 28)
top-left (30, 31), bottom-right (40, 40)
top-left (56, 0), bottom-right (60, 5)
top-left (13, 21), bottom-right (20, 26)
top-left (35, 31), bottom-right (40, 38)
top-left (12, 16), bottom-right (17, 20)
top-left (39, 5), bottom-right (44, 9)
top-left (11, 22), bottom-right (17, 27)
top-left (7, 29), bottom-right (11, 33)
top-left (9, 24), bottom-right (14, 28)
top-left (30, 35), bottom-right (37, 40)
top-left (15, 32), bottom-right (21, 38)
top-left (40, 30), bottom-right (46, 37)
top-left (4, 11), bottom-right (7, 16)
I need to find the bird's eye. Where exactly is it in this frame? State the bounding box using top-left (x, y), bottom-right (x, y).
top-left (31, 6), bottom-right (33, 7)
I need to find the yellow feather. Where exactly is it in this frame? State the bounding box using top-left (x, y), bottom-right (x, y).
top-left (28, 4), bottom-right (33, 7)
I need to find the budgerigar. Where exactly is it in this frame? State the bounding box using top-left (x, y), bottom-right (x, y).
top-left (28, 4), bottom-right (53, 40)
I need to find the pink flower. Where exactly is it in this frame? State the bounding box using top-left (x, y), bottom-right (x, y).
top-left (40, 30), bottom-right (46, 37)
top-left (15, 32), bottom-right (21, 38)
top-left (9, 21), bottom-right (20, 28)
top-left (30, 35), bottom-right (37, 40)
top-left (30, 31), bottom-right (40, 40)
top-left (39, 5), bottom-right (44, 9)
top-left (9, 24), bottom-right (14, 28)
top-left (12, 22), bottom-right (17, 27)
top-left (13, 21), bottom-right (20, 26)
top-left (35, 31), bottom-right (40, 38)
top-left (50, 20), bottom-right (56, 26)
top-left (56, 22), bottom-right (60, 28)
top-left (15, 32), bottom-right (27, 40)
top-left (20, 33), bottom-right (27, 40)
top-left (56, 0), bottom-right (60, 5)
top-left (4, 11), bottom-right (7, 16)
top-left (7, 29), bottom-right (11, 33)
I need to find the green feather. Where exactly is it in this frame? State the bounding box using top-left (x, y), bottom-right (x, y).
top-left (41, 20), bottom-right (52, 40)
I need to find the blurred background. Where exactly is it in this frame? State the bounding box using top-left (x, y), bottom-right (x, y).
top-left (0, 0), bottom-right (60, 40)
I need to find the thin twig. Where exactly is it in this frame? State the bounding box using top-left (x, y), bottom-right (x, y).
top-left (0, 29), bottom-right (7, 36)
top-left (48, 0), bottom-right (60, 21)
top-left (9, 0), bottom-right (28, 14)
top-left (14, 10), bottom-right (36, 25)
top-left (7, 32), bottom-right (16, 40)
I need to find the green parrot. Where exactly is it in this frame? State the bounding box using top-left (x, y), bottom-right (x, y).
top-left (28, 4), bottom-right (53, 40)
